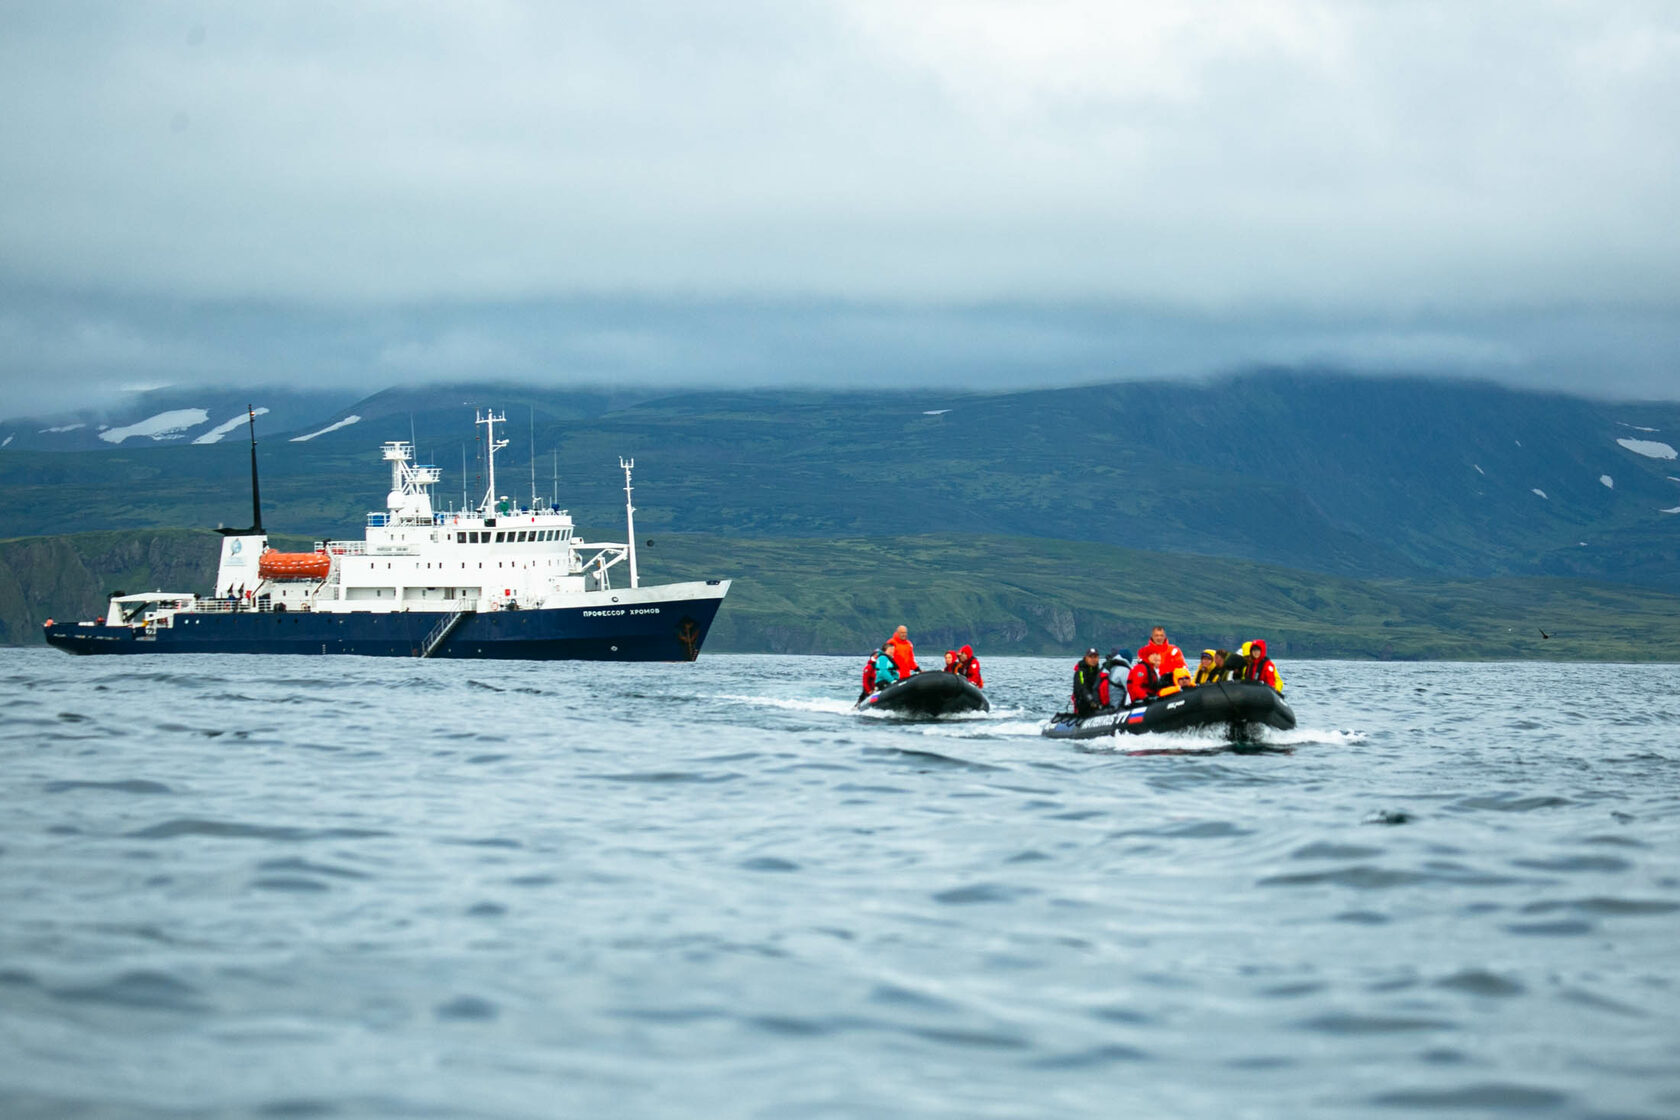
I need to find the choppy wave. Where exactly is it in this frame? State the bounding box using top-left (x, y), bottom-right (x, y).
top-left (1, 650), bottom-right (1677, 1120)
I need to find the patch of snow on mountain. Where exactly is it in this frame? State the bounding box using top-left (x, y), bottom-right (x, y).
top-left (291, 415), bottom-right (361, 442)
top-left (39, 423), bottom-right (86, 433)
top-left (99, 409), bottom-right (209, 444)
top-left (1, 435), bottom-right (11, 448)
top-left (1473, 464), bottom-right (1484, 475)
top-left (1600, 475), bottom-right (1614, 489)
top-left (1661, 507), bottom-right (1680, 515)
top-left (193, 407), bottom-right (271, 445)
top-left (1531, 488), bottom-right (1548, 499)
top-left (1616, 438), bottom-right (1677, 460)
top-left (923, 409), bottom-right (951, 416)
top-left (1618, 422), bottom-right (1659, 432)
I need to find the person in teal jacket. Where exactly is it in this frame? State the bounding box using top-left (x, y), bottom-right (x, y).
top-left (872, 647), bottom-right (901, 690)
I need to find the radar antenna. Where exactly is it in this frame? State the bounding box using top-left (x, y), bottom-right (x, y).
top-left (620, 456), bottom-right (638, 589)
top-left (476, 410), bottom-right (508, 514)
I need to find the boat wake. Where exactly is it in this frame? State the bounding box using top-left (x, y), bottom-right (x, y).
top-left (712, 693), bottom-right (860, 716)
top-left (1069, 724), bottom-right (1366, 755)
top-left (913, 718), bottom-right (1046, 739)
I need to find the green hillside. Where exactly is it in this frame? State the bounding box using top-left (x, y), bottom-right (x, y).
top-left (6, 529), bottom-right (1676, 659)
top-left (3, 375), bottom-right (1678, 592)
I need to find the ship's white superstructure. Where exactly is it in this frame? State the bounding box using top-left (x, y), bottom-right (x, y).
top-left (210, 411), bottom-right (649, 615)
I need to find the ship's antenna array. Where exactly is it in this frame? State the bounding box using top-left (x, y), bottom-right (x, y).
top-left (529, 408), bottom-right (538, 509)
top-left (620, 456), bottom-right (639, 589)
top-left (476, 410), bottom-right (508, 514)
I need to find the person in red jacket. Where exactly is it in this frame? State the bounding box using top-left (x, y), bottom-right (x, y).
top-left (1136, 626), bottom-right (1186, 675)
top-left (1241, 638), bottom-right (1284, 694)
top-left (1127, 651), bottom-right (1165, 703)
top-left (885, 626), bottom-right (919, 678)
top-left (952, 644), bottom-right (984, 687)
top-left (859, 647), bottom-right (883, 702)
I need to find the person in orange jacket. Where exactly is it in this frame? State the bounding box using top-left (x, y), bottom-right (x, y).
top-left (885, 625), bottom-right (919, 678)
top-left (951, 644), bottom-right (984, 687)
top-left (1136, 626), bottom-right (1186, 675)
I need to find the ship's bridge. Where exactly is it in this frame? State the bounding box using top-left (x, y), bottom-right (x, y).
top-left (237, 411), bottom-right (644, 612)
top-left (382, 441), bottom-right (441, 524)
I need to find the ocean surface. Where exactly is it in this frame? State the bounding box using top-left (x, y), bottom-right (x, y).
top-left (1, 650), bottom-right (1677, 1119)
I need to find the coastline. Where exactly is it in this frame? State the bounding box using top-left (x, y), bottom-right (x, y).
top-left (7, 529), bottom-right (1677, 661)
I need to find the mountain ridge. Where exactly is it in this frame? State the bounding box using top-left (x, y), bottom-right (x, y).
top-left (1, 372), bottom-right (1676, 594)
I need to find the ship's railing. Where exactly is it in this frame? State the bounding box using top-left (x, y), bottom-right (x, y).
top-left (322, 541), bottom-right (366, 555)
top-left (189, 598), bottom-right (314, 614)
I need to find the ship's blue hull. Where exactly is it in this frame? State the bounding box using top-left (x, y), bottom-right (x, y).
top-left (45, 593), bottom-right (725, 661)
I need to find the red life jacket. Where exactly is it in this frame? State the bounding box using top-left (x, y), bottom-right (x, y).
top-left (1127, 660), bottom-right (1161, 702)
top-left (862, 656), bottom-right (878, 692)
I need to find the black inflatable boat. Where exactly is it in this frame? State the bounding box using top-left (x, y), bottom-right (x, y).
top-left (858, 672), bottom-right (990, 717)
top-left (1042, 681), bottom-right (1294, 740)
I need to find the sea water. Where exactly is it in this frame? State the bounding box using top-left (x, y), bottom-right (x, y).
top-left (1, 650), bottom-right (1676, 1119)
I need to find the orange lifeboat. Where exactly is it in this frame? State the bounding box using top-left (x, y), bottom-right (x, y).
top-left (258, 549), bottom-right (332, 582)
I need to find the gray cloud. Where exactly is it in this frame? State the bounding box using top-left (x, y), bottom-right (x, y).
top-left (1, 1), bottom-right (1677, 410)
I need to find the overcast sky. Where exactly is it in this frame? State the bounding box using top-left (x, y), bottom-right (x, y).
top-left (2, 0), bottom-right (1677, 415)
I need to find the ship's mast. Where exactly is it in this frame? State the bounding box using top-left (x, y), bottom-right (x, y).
top-left (476, 410), bottom-right (507, 514)
top-left (620, 457), bottom-right (638, 589)
top-left (247, 404), bottom-right (263, 533)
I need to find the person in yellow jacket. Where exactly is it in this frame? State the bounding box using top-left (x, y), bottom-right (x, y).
top-left (1192, 649), bottom-right (1227, 685)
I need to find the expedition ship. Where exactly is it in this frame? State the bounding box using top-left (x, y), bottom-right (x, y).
top-left (44, 410), bottom-right (729, 660)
